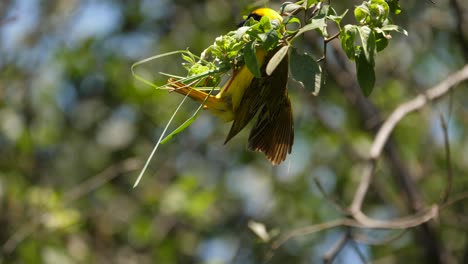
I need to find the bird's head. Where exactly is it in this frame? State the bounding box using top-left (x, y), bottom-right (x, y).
top-left (238, 8), bottom-right (283, 27)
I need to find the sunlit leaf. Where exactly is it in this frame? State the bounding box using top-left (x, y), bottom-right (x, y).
top-left (291, 18), bottom-right (327, 42)
top-left (307, 0), bottom-right (320, 7)
top-left (266, 45), bottom-right (289, 76)
top-left (381, 24), bottom-right (408, 35)
top-left (328, 9), bottom-right (349, 25)
top-left (280, 3), bottom-right (304, 14)
top-left (340, 25), bottom-right (357, 59)
top-left (357, 25), bottom-right (375, 64)
top-left (248, 220), bottom-right (271, 242)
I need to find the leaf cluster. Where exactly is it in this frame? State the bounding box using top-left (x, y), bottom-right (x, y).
top-left (340, 0), bottom-right (406, 95)
top-left (137, 0), bottom-right (407, 98)
top-left (182, 15), bottom-right (285, 84)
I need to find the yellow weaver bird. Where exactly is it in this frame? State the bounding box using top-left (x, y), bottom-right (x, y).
top-left (168, 8), bottom-right (293, 164)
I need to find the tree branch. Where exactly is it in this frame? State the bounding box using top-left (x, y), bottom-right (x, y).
top-left (368, 65), bottom-right (468, 160)
top-left (350, 64), bottom-right (468, 213)
top-left (322, 40), bottom-right (468, 263)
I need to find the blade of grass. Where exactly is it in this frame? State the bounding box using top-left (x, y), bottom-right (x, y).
top-left (131, 50), bottom-right (230, 91)
top-left (161, 86), bottom-right (216, 144)
top-left (131, 50), bottom-right (191, 89)
top-left (133, 88), bottom-right (192, 188)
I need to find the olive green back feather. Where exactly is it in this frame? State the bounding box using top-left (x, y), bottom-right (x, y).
top-left (225, 48), bottom-right (294, 164)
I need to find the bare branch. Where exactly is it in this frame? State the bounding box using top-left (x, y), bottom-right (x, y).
top-left (349, 160), bottom-right (377, 213)
top-left (271, 205), bottom-right (438, 252)
top-left (370, 65), bottom-right (468, 159)
top-left (269, 65), bottom-right (468, 262)
top-left (313, 176), bottom-right (348, 215)
top-left (441, 191), bottom-right (468, 210)
top-left (351, 64), bottom-right (468, 213)
top-left (321, 35), bottom-right (462, 264)
top-left (353, 229), bottom-right (408, 245)
top-left (271, 219), bottom-right (345, 250)
top-left (351, 205), bottom-right (439, 229)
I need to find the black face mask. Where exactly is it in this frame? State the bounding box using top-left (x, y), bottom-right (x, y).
top-left (237, 13), bottom-right (262, 27)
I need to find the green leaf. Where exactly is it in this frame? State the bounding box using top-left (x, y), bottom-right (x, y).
top-left (291, 18), bottom-right (327, 42)
top-left (235, 26), bottom-right (251, 39)
top-left (181, 53), bottom-right (195, 64)
top-left (307, 0), bottom-right (320, 7)
top-left (386, 0), bottom-right (402, 14)
top-left (280, 3), bottom-right (304, 14)
top-left (160, 116), bottom-right (197, 144)
top-left (381, 24), bottom-right (408, 35)
top-left (340, 25), bottom-right (357, 59)
top-left (357, 26), bottom-right (375, 64)
top-left (316, 4), bottom-right (329, 18)
top-left (328, 9), bottom-right (349, 26)
top-left (290, 48), bottom-right (322, 95)
top-left (356, 47), bottom-right (375, 96)
top-left (266, 45), bottom-right (289, 76)
top-left (354, 4), bottom-right (369, 24)
top-left (284, 16), bottom-right (301, 34)
top-left (262, 30), bottom-right (280, 50)
top-left (371, 0), bottom-right (390, 15)
top-left (244, 41), bottom-right (262, 78)
top-left (327, 6), bottom-right (338, 16)
top-left (368, 0), bottom-right (389, 26)
top-left (258, 15), bottom-right (273, 31)
top-left (375, 33), bottom-right (389, 52)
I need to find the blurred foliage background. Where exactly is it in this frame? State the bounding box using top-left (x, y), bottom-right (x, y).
top-left (1, 0), bottom-right (467, 263)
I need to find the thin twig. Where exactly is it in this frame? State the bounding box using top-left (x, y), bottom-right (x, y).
top-left (325, 32), bottom-right (340, 43)
top-left (441, 191), bottom-right (468, 210)
top-left (351, 205), bottom-right (439, 229)
top-left (271, 205), bottom-right (438, 251)
top-left (317, 21), bottom-right (340, 63)
top-left (271, 219), bottom-right (345, 250)
top-left (313, 176), bottom-right (348, 215)
top-left (323, 230), bottom-right (349, 264)
top-left (349, 239), bottom-right (369, 264)
top-left (438, 114), bottom-right (453, 204)
top-left (353, 229), bottom-right (408, 246)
